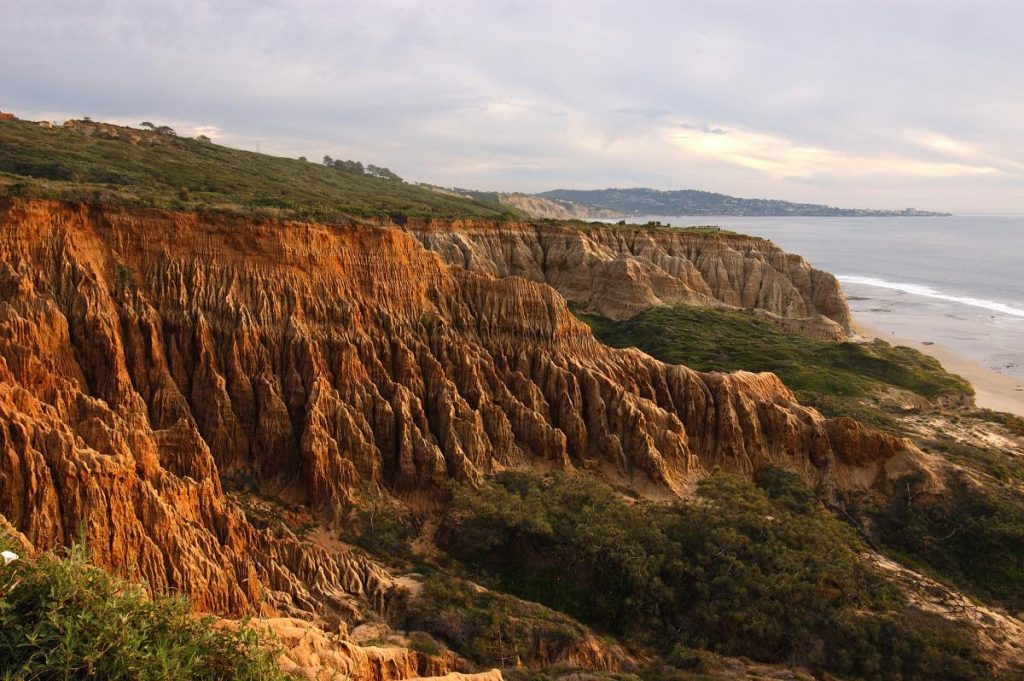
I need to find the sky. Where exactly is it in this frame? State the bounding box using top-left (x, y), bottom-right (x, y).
top-left (2, 0), bottom-right (1023, 212)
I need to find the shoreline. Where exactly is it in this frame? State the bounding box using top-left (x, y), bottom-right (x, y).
top-left (857, 322), bottom-right (1024, 418)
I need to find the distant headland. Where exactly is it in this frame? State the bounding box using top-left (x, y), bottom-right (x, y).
top-left (539, 187), bottom-right (951, 217)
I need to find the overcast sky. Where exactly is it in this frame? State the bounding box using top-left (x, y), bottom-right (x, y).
top-left (2, 0), bottom-right (1023, 212)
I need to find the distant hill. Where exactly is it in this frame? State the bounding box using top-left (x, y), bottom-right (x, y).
top-left (418, 185), bottom-right (623, 219)
top-left (540, 187), bottom-right (950, 217)
top-left (0, 114), bottom-right (510, 220)
top-left (495, 193), bottom-right (623, 219)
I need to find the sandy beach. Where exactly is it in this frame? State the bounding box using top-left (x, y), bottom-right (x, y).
top-left (858, 322), bottom-right (1024, 417)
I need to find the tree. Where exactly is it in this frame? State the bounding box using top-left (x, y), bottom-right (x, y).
top-left (196, 135), bottom-right (211, 143)
top-left (322, 155), bottom-right (334, 166)
top-left (333, 159), bottom-right (364, 174)
top-left (298, 156), bottom-right (308, 162)
top-left (139, 122), bottom-right (155, 130)
top-left (367, 164), bottom-right (403, 181)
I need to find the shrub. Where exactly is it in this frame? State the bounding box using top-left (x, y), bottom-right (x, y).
top-left (875, 472), bottom-right (1024, 612)
top-left (0, 542), bottom-right (290, 680)
top-left (439, 470), bottom-right (990, 680)
top-left (398, 573), bottom-right (591, 669)
top-left (406, 630), bottom-right (442, 657)
top-left (340, 486), bottom-right (422, 564)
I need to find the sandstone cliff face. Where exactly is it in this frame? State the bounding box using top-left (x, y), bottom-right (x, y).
top-left (408, 220), bottom-right (850, 338)
top-left (0, 198), bottom-right (924, 636)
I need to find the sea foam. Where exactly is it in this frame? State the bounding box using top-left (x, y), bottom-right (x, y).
top-left (838, 275), bottom-right (1024, 319)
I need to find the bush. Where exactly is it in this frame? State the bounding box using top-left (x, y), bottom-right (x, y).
top-left (439, 470), bottom-right (991, 680)
top-left (0, 542), bottom-right (290, 680)
top-left (340, 486), bottom-right (422, 564)
top-left (667, 644), bottom-right (719, 673)
top-left (406, 630), bottom-right (442, 657)
top-left (398, 573), bottom-right (591, 669)
top-left (875, 472), bottom-right (1024, 612)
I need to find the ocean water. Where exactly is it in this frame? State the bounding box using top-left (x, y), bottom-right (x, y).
top-left (633, 215), bottom-right (1024, 379)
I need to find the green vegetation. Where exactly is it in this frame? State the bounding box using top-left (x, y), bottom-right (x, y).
top-left (439, 470), bottom-right (991, 680)
top-left (574, 302), bottom-right (1024, 619)
top-left (542, 217), bottom-right (740, 237)
top-left (926, 434), bottom-right (1024, 484)
top-left (404, 630), bottom-right (443, 657)
top-left (397, 572), bottom-right (596, 669)
top-left (976, 408), bottom-right (1024, 437)
top-left (873, 472), bottom-right (1024, 613)
top-left (578, 305), bottom-right (972, 428)
top-left (340, 485), bottom-right (423, 565)
top-left (0, 541), bottom-right (290, 680)
top-left (0, 118), bottom-right (511, 220)
top-left (224, 475), bottom-right (316, 539)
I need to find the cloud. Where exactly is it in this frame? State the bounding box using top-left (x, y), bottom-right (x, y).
top-left (2, 0), bottom-right (1023, 211)
top-left (669, 125), bottom-right (1000, 180)
top-left (679, 123), bottom-right (728, 135)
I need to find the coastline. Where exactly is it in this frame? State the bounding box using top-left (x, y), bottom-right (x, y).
top-left (857, 322), bottom-right (1024, 417)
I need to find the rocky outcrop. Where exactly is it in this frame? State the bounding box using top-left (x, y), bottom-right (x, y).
top-left (0, 198), bottom-right (928, 630)
top-left (411, 673), bottom-right (503, 681)
top-left (407, 220), bottom-right (850, 338)
top-left (256, 617), bottom-right (469, 681)
top-left (60, 118), bottom-right (179, 146)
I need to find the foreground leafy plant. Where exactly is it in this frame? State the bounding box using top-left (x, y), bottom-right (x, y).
top-left (0, 542), bottom-right (290, 680)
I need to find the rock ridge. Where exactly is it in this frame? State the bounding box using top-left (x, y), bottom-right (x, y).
top-left (407, 219), bottom-right (851, 338)
top-left (0, 198), bottom-right (927, 635)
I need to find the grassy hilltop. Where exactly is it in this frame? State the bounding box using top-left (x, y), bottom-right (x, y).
top-left (0, 116), bottom-right (512, 221)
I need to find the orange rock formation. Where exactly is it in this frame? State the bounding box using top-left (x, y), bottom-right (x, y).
top-left (0, 199), bottom-right (930, 655)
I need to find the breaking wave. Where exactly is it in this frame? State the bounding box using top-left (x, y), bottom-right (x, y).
top-left (837, 275), bottom-right (1024, 319)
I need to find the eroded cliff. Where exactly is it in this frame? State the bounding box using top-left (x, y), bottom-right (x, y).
top-left (408, 220), bottom-right (850, 338)
top-left (0, 199), bottom-right (932, 676)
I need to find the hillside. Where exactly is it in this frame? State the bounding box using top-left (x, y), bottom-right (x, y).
top-left (0, 118), bottom-right (1022, 681)
top-left (2, 196), bottom-right (1023, 680)
top-left (0, 115), bottom-right (510, 220)
top-left (541, 187), bottom-right (951, 217)
top-left (418, 184), bottom-right (623, 219)
top-left (495, 192), bottom-right (623, 219)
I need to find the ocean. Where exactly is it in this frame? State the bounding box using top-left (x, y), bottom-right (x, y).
top-left (633, 215), bottom-right (1024, 379)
